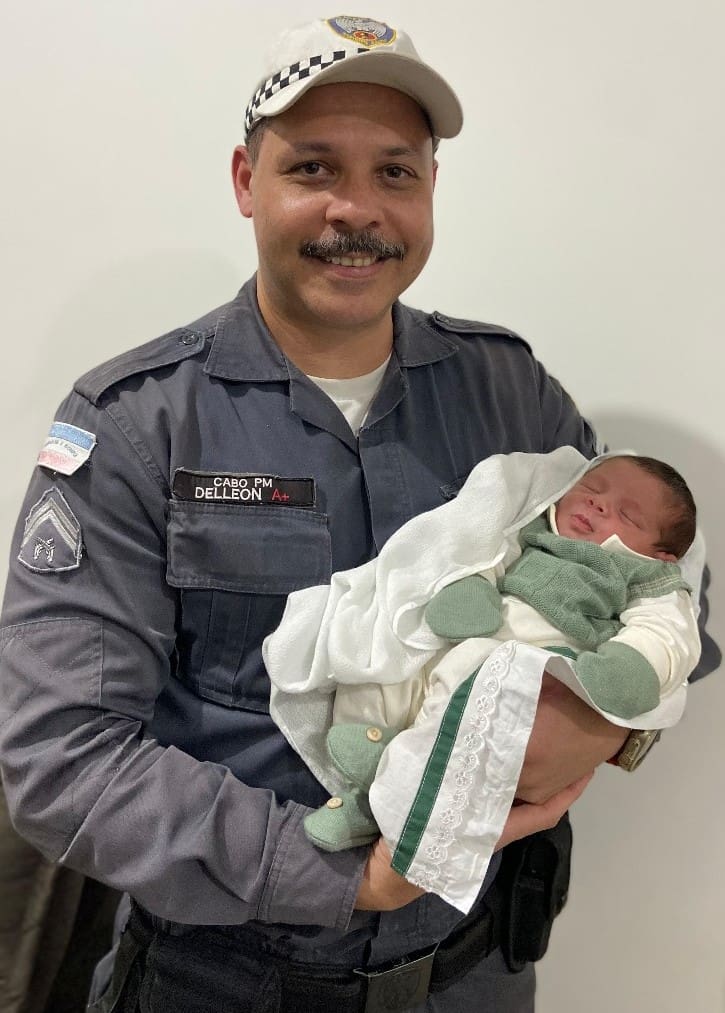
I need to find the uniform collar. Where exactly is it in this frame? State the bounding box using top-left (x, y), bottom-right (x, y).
top-left (203, 276), bottom-right (459, 382)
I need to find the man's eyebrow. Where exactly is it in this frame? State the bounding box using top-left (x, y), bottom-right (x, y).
top-left (285, 142), bottom-right (424, 158)
top-left (381, 145), bottom-right (424, 158)
top-left (287, 142), bottom-right (335, 155)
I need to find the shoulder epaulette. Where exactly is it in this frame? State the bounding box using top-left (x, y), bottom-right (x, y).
top-left (431, 311), bottom-right (531, 352)
top-left (74, 324), bottom-right (211, 406)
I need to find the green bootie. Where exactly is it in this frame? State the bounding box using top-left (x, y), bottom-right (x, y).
top-left (326, 722), bottom-right (399, 791)
top-left (304, 723), bottom-right (399, 852)
top-left (304, 789), bottom-right (379, 851)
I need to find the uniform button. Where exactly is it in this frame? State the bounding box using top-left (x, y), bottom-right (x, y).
top-left (366, 727), bottom-right (383, 743)
top-left (179, 333), bottom-right (197, 345)
top-left (326, 797), bottom-right (344, 809)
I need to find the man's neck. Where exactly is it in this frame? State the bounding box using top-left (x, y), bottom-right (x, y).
top-left (256, 286), bottom-right (394, 379)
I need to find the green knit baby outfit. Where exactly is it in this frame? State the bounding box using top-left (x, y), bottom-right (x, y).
top-left (426, 516), bottom-right (689, 719)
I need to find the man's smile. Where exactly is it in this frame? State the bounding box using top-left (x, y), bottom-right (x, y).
top-left (300, 231), bottom-right (407, 268)
top-left (320, 254), bottom-right (379, 267)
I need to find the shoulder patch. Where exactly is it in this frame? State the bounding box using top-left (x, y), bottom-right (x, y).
top-left (37, 421), bottom-right (96, 475)
top-left (431, 312), bottom-right (531, 352)
top-left (18, 488), bottom-right (82, 574)
top-left (74, 327), bottom-right (209, 406)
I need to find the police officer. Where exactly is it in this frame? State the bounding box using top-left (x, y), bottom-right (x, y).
top-left (0, 15), bottom-right (678, 1013)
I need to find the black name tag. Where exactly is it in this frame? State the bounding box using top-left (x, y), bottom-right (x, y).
top-left (173, 469), bottom-right (315, 507)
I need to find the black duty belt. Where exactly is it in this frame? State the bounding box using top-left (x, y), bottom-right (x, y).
top-left (356, 899), bottom-right (501, 1010)
top-left (131, 895), bottom-right (501, 1013)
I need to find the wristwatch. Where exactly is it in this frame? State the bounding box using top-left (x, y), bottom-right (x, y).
top-left (613, 729), bottom-right (662, 771)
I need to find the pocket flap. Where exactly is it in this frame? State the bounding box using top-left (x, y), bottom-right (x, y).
top-left (167, 501), bottom-right (331, 594)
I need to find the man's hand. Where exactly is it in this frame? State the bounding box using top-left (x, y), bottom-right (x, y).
top-left (353, 674), bottom-right (623, 912)
top-left (353, 771), bottom-right (594, 910)
top-left (516, 673), bottom-right (628, 804)
top-left (496, 772), bottom-right (593, 851)
top-left (354, 838), bottom-right (425, 911)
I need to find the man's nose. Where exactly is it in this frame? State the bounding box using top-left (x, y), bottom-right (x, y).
top-left (325, 177), bottom-right (382, 231)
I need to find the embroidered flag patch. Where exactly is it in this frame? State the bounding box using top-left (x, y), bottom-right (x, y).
top-left (37, 422), bottom-right (96, 476)
top-left (18, 488), bottom-right (83, 574)
top-left (173, 469), bottom-right (315, 507)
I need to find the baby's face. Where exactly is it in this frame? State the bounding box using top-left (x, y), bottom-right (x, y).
top-left (555, 458), bottom-right (677, 561)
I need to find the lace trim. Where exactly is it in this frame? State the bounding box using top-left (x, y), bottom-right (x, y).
top-left (403, 640), bottom-right (515, 892)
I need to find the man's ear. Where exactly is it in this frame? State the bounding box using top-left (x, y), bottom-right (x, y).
top-left (654, 548), bottom-right (678, 562)
top-left (232, 146), bottom-right (254, 219)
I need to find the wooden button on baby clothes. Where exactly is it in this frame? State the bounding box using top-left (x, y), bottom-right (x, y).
top-left (366, 727), bottom-right (383, 743)
top-left (326, 796), bottom-right (344, 809)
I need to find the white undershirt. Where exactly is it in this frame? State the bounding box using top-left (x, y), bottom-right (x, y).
top-left (307, 356), bottom-right (391, 436)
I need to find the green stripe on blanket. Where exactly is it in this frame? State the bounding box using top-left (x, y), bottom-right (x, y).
top-left (391, 668), bottom-right (479, 876)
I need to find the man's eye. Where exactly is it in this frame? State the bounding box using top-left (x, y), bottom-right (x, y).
top-left (383, 165), bottom-right (413, 180)
top-left (290, 161), bottom-right (327, 177)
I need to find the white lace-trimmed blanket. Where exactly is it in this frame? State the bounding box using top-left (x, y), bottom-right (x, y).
top-left (264, 448), bottom-right (693, 912)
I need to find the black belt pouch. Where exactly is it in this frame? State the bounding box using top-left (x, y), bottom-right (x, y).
top-left (497, 813), bottom-right (573, 973)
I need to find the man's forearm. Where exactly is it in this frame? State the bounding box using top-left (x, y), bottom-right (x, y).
top-left (515, 674), bottom-right (628, 804)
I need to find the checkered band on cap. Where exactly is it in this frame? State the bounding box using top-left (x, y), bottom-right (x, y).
top-left (244, 48), bottom-right (369, 137)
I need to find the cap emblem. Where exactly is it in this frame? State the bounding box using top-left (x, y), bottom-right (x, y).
top-left (243, 15), bottom-right (463, 140)
top-left (327, 16), bottom-right (396, 48)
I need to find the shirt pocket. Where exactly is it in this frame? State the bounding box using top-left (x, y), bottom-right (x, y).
top-left (166, 500), bottom-right (331, 711)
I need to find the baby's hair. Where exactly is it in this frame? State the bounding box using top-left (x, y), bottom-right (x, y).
top-left (600, 455), bottom-right (696, 558)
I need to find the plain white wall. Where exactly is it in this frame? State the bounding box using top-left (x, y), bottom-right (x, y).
top-left (2, 3), bottom-right (724, 1010)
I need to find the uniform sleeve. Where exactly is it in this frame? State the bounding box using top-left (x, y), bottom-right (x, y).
top-left (677, 531), bottom-right (722, 681)
top-left (0, 391), bottom-right (366, 927)
top-left (534, 359), bottom-right (600, 458)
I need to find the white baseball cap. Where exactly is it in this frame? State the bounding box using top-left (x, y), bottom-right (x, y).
top-left (244, 15), bottom-right (463, 140)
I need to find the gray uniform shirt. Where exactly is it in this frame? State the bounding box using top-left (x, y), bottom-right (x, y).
top-left (0, 277), bottom-right (617, 940)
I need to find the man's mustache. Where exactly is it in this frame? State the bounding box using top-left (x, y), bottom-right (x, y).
top-left (301, 232), bottom-right (406, 261)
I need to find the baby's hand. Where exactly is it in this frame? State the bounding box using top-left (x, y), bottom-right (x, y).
top-left (425, 575), bottom-right (503, 640)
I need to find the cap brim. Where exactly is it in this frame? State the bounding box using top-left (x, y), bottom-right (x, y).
top-left (258, 51), bottom-right (463, 139)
